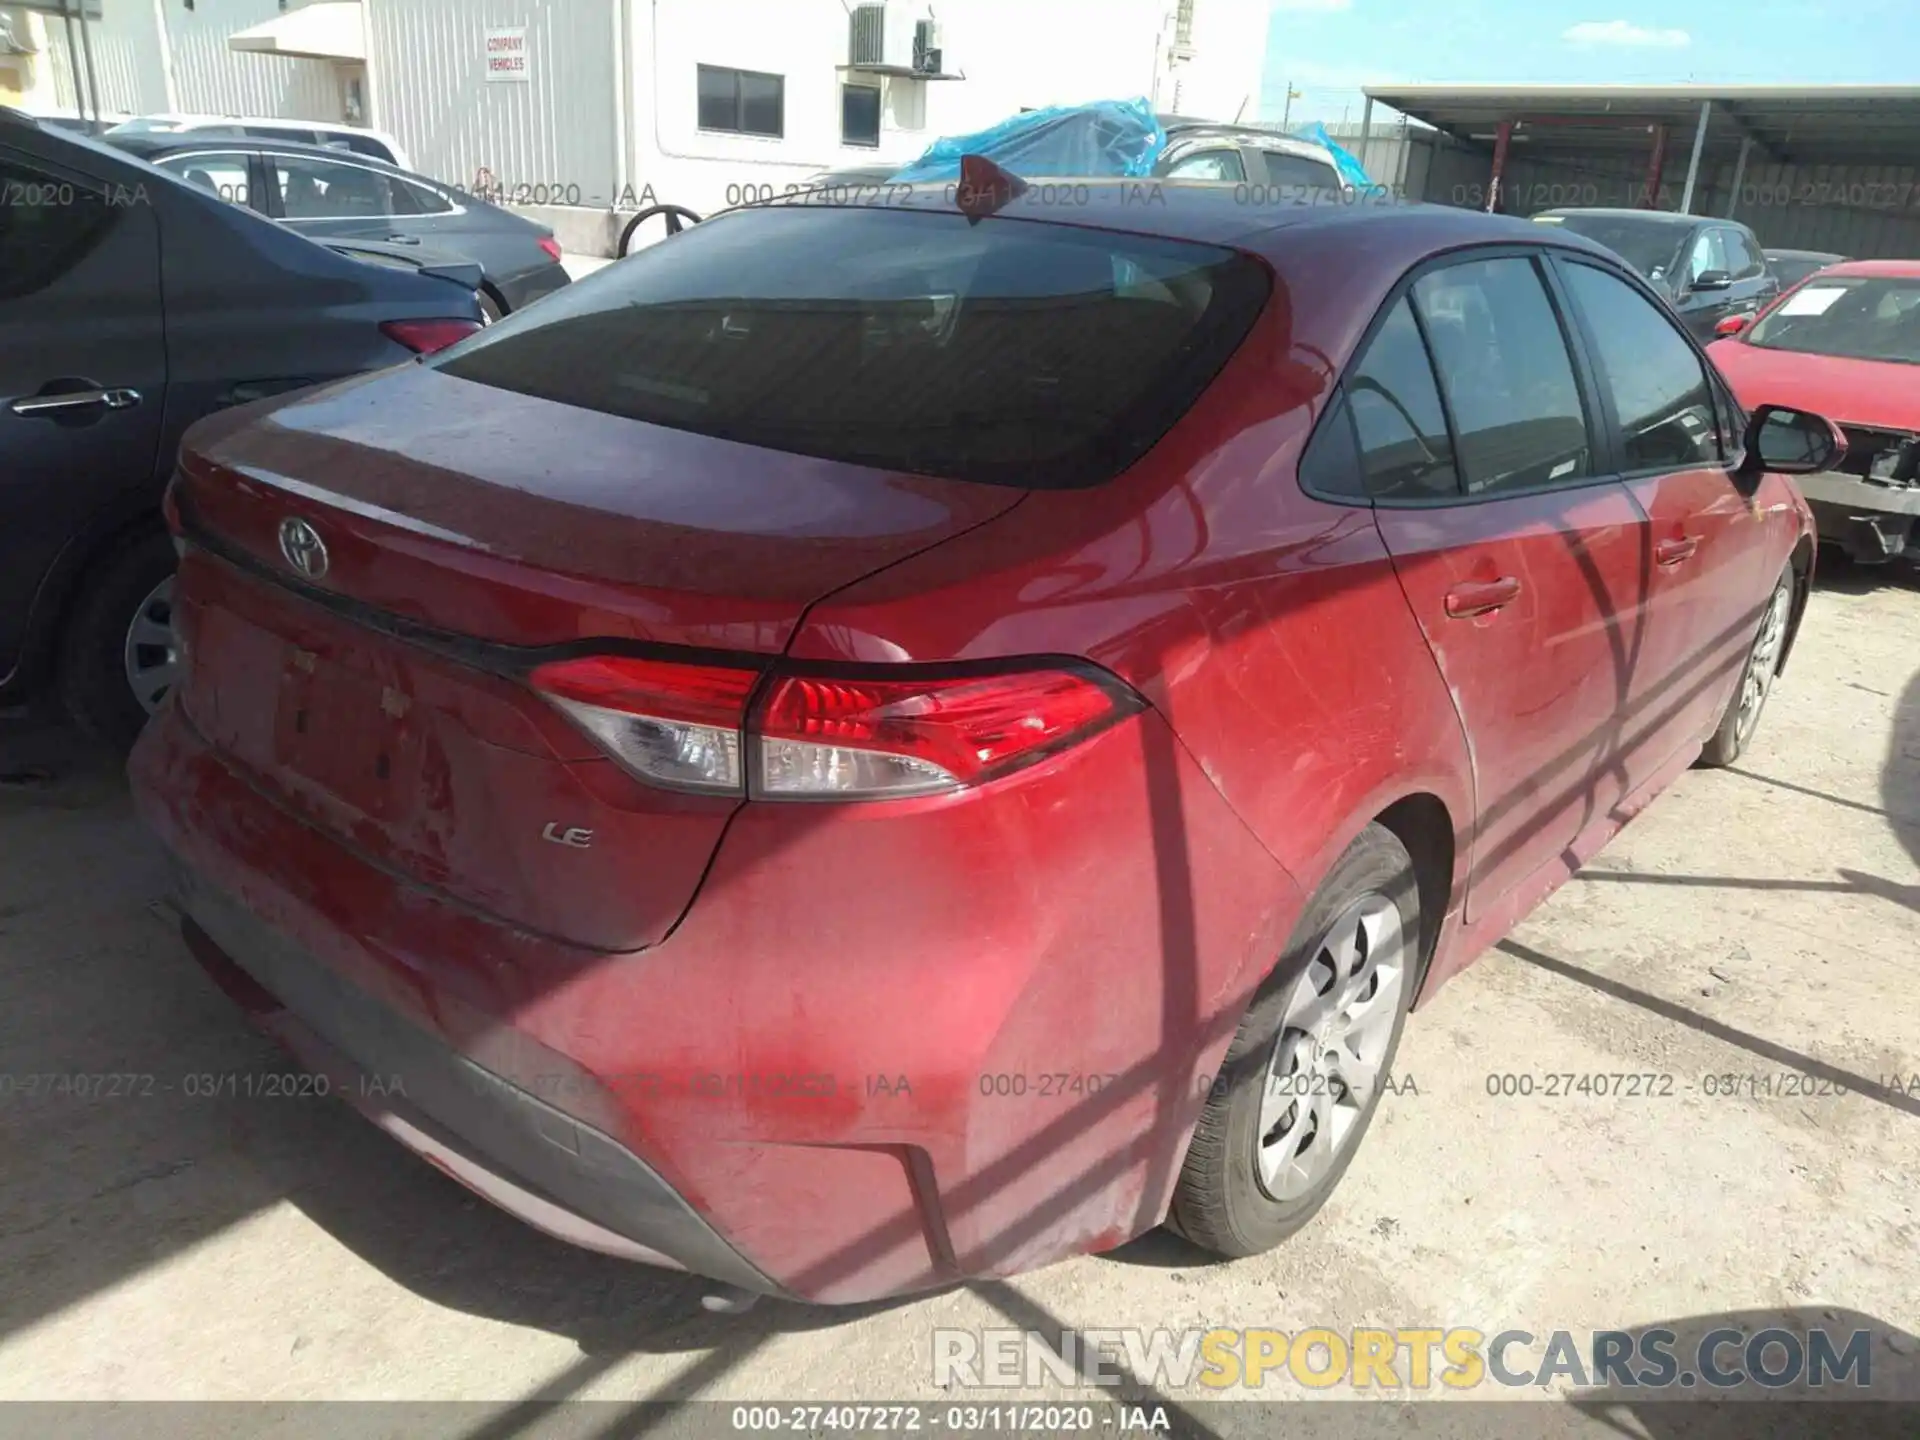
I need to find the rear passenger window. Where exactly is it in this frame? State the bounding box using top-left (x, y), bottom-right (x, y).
top-left (1348, 298), bottom-right (1458, 500)
top-left (1559, 262), bottom-right (1722, 471)
top-left (1412, 256), bottom-right (1592, 496)
top-left (1297, 391), bottom-right (1365, 499)
top-left (389, 177), bottom-right (453, 216)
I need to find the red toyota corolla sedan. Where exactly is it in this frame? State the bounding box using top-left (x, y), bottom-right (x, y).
top-left (1710, 260), bottom-right (1920, 566)
top-left (131, 182), bottom-right (1839, 1306)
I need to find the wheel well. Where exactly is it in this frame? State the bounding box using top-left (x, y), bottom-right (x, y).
top-left (1779, 535), bottom-right (1815, 676)
top-left (18, 510), bottom-right (168, 693)
top-left (480, 280), bottom-right (510, 316)
top-left (1373, 794), bottom-right (1454, 998)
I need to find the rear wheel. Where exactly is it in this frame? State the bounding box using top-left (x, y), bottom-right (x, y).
top-left (478, 289), bottom-right (504, 324)
top-left (58, 530), bottom-right (179, 751)
top-left (1698, 567), bottom-right (1793, 769)
top-left (1169, 824), bottom-right (1418, 1256)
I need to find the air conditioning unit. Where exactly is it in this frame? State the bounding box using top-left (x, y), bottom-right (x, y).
top-left (913, 18), bottom-right (942, 75)
top-left (848, 1), bottom-right (918, 71)
top-left (0, 12), bottom-right (39, 55)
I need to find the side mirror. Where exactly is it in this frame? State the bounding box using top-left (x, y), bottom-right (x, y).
top-left (1691, 269), bottom-right (1733, 292)
top-left (1714, 313), bottom-right (1751, 337)
top-left (1736, 404), bottom-right (1847, 488)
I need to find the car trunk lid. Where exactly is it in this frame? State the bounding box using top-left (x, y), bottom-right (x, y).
top-left (168, 364), bottom-right (1022, 951)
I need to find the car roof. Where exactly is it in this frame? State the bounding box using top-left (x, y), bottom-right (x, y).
top-left (122, 111), bottom-right (377, 131)
top-left (1162, 120), bottom-right (1334, 156)
top-left (1534, 207), bottom-right (1712, 226)
top-left (105, 132), bottom-right (414, 174)
top-left (1799, 258), bottom-right (1920, 279)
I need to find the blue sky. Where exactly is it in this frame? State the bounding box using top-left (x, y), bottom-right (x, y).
top-left (1259, 0), bottom-right (1920, 126)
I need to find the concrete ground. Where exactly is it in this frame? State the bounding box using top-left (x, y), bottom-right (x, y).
top-left (1, 563), bottom-right (1916, 1430)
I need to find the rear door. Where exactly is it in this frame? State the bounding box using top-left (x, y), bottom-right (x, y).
top-left (1555, 256), bottom-right (1768, 764)
top-left (259, 150), bottom-right (392, 243)
top-left (1358, 251), bottom-right (1652, 920)
top-left (0, 140), bottom-right (168, 683)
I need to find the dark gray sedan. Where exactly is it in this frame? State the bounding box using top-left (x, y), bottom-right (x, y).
top-left (104, 135), bottom-right (570, 320)
top-left (1, 109), bottom-right (484, 747)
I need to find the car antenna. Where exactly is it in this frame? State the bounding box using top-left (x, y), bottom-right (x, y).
top-left (955, 153), bottom-right (1028, 224)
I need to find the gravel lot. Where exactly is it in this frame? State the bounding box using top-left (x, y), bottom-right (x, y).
top-left (2, 563), bottom-right (1916, 1433)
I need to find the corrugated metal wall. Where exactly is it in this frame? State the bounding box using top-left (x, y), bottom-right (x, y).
top-left (1494, 152), bottom-right (1920, 257)
top-left (1350, 124), bottom-right (1920, 259)
top-left (366, 0), bottom-right (617, 200)
top-left (42, 3), bottom-right (171, 112)
top-left (167, 0), bottom-right (341, 119)
top-left (43, 0), bottom-right (339, 119)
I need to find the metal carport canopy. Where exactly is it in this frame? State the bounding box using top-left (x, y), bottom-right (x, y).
top-left (1359, 84), bottom-right (1920, 167)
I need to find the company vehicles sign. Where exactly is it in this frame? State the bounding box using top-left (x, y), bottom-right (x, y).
top-left (484, 27), bottom-right (529, 83)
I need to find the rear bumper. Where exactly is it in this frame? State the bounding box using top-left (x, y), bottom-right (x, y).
top-left (173, 873), bottom-right (784, 1295)
top-left (498, 261), bottom-right (572, 311)
top-left (130, 696), bottom-right (1297, 1302)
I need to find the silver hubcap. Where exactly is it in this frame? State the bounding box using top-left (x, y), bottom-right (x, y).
top-left (1735, 582), bottom-right (1791, 748)
top-left (1257, 893), bottom-right (1407, 1201)
top-left (123, 575), bottom-right (178, 716)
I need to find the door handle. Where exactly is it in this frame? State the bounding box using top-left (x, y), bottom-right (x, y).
top-left (9, 387), bottom-right (141, 417)
top-left (1444, 576), bottom-right (1522, 618)
top-left (1655, 536), bottom-right (1700, 567)
top-left (384, 234), bottom-right (421, 245)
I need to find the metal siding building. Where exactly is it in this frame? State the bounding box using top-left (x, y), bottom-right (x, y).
top-left (166, 0), bottom-right (341, 119)
top-left (39, 0), bottom-right (340, 119)
top-left (359, 0), bottom-right (1214, 253)
top-left (366, 0), bottom-right (618, 203)
top-left (1355, 85), bottom-right (1920, 260)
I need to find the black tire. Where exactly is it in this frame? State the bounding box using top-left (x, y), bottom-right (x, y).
top-left (1169, 823), bottom-right (1419, 1257)
top-left (477, 288), bottom-right (505, 324)
top-left (58, 530), bottom-right (178, 752)
top-left (1698, 566), bottom-right (1794, 769)
top-left (617, 203), bottom-right (703, 257)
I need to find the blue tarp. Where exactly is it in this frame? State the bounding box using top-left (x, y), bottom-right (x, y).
top-left (883, 98), bottom-right (1379, 192)
top-left (1288, 122), bottom-right (1374, 188)
top-left (889, 97), bottom-right (1166, 183)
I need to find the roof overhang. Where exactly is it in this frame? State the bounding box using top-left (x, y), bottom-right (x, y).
top-left (1363, 84), bottom-right (1920, 167)
top-left (228, 1), bottom-right (364, 64)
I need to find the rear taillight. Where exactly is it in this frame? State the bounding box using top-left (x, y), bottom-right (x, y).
top-left (530, 655), bottom-right (756, 795)
top-left (380, 318), bottom-right (483, 354)
top-left (755, 670), bottom-right (1128, 798)
top-left (530, 656), bottom-right (1139, 801)
top-left (537, 235), bottom-right (563, 263)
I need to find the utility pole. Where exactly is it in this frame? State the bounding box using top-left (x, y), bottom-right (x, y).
top-left (1280, 82), bottom-right (1301, 128)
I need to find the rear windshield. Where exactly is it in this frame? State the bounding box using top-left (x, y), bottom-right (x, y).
top-left (1539, 214), bottom-right (1687, 282)
top-left (429, 204), bottom-right (1269, 487)
top-left (1747, 276), bottom-right (1920, 365)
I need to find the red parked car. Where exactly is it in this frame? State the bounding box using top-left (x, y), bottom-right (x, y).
top-left (131, 183), bottom-right (1839, 1306)
top-left (1710, 260), bottom-right (1920, 566)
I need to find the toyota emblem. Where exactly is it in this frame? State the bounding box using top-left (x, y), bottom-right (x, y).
top-left (278, 517), bottom-right (329, 580)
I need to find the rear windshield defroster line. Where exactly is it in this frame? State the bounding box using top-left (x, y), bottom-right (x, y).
top-left (429, 205), bottom-right (1271, 489)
